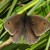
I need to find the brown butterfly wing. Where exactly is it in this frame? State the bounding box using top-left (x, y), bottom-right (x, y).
top-left (30, 16), bottom-right (50, 36)
top-left (24, 19), bottom-right (39, 44)
top-left (11, 23), bottom-right (23, 43)
top-left (4, 14), bottom-right (25, 43)
top-left (4, 14), bottom-right (24, 35)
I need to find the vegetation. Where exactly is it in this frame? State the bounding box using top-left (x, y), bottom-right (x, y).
top-left (0, 0), bottom-right (50, 50)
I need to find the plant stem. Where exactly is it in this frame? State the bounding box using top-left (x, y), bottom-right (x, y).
top-left (29, 38), bottom-right (47, 50)
top-left (0, 37), bottom-right (12, 50)
top-left (17, 0), bottom-right (39, 14)
top-left (0, 31), bottom-right (7, 39)
top-left (45, 31), bottom-right (50, 50)
top-left (46, 0), bottom-right (50, 13)
top-left (0, 0), bottom-right (10, 9)
top-left (3, 0), bottom-right (18, 21)
top-left (27, 0), bottom-right (44, 15)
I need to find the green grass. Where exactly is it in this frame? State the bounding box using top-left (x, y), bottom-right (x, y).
top-left (0, 0), bottom-right (50, 50)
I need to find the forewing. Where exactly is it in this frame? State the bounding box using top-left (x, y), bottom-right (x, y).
top-left (30, 15), bottom-right (50, 36)
top-left (4, 14), bottom-right (24, 35)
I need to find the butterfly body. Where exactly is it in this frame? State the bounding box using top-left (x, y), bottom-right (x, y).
top-left (4, 14), bottom-right (50, 44)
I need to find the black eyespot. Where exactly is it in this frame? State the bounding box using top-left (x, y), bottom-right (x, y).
top-left (8, 22), bottom-right (9, 24)
top-left (44, 22), bottom-right (46, 25)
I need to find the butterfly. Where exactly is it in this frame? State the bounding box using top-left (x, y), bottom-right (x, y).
top-left (4, 14), bottom-right (50, 44)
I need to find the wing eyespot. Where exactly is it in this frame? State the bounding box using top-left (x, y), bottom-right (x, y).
top-left (43, 22), bottom-right (46, 25)
top-left (8, 22), bottom-right (10, 25)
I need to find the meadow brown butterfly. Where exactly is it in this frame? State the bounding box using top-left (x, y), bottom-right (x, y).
top-left (4, 14), bottom-right (50, 44)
